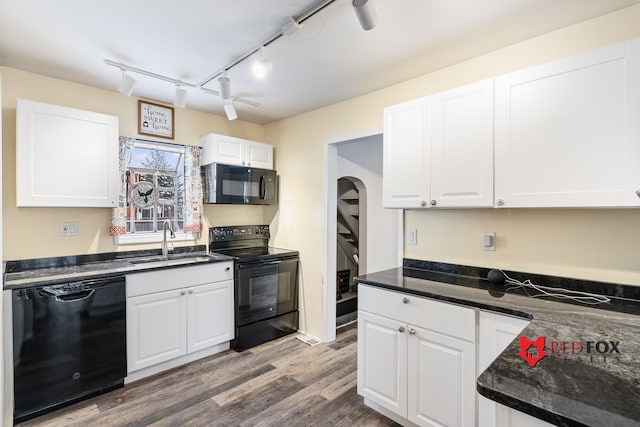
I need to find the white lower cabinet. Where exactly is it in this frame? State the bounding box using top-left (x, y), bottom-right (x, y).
top-left (358, 285), bottom-right (476, 427)
top-left (126, 262), bottom-right (233, 376)
top-left (478, 311), bottom-right (553, 427)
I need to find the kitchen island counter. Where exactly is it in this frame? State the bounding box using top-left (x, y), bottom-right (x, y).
top-left (355, 261), bottom-right (640, 427)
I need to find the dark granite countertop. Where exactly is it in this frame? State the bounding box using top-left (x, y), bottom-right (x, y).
top-left (355, 260), bottom-right (640, 427)
top-left (3, 245), bottom-right (234, 289)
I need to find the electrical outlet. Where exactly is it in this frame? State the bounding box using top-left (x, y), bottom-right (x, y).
top-left (407, 228), bottom-right (417, 245)
top-left (59, 222), bottom-right (78, 237)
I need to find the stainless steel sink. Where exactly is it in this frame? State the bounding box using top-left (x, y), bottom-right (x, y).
top-left (128, 254), bottom-right (214, 267)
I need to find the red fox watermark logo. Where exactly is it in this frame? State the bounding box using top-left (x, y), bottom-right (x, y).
top-left (518, 336), bottom-right (547, 367)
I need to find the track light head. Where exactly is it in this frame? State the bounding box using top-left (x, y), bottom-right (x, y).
top-left (252, 47), bottom-right (273, 79)
top-left (352, 0), bottom-right (377, 31)
top-left (117, 70), bottom-right (137, 96)
top-left (174, 85), bottom-right (187, 108)
top-left (224, 102), bottom-right (238, 121)
top-left (219, 73), bottom-right (231, 100)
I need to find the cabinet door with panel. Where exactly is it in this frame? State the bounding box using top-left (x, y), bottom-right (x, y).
top-left (383, 98), bottom-right (431, 208)
top-left (430, 79), bottom-right (494, 208)
top-left (127, 289), bottom-right (188, 372)
top-left (478, 311), bottom-right (552, 427)
top-left (494, 38), bottom-right (640, 208)
top-left (187, 280), bottom-right (234, 353)
top-left (358, 284), bottom-right (476, 427)
top-left (408, 325), bottom-right (476, 427)
top-left (357, 310), bottom-right (408, 417)
top-left (16, 98), bottom-right (119, 207)
top-left (200, 133), bottom-right (273, 169)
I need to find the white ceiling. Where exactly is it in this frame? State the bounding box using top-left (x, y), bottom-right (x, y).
top-left (1, 0), bottom-right (639, 124)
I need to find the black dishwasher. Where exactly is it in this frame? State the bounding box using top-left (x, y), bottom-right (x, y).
top-left (12, 276), bottom-right (127, 423)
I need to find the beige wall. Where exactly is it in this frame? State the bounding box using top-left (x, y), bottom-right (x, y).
top-left (1, 66), bottom-right (266, 260)
top-left (265, 4), bottom-right (640, 338)
top-left (4, 5), bottom-right (640, 339)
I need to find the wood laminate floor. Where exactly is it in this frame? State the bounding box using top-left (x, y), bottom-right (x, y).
top-left (18, 323), bottom-right (400, 427)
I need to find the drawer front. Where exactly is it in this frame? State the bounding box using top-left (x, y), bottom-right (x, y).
top-left (127, 262), bottom-right (233, 297)
top-left (359, 284), bottom-right (476, 343)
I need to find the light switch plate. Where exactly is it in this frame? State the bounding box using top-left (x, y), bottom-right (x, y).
top-left (482, 232), bottom-right (495, 251)
top-left (407, 228), bottom-right (417, 245)
top-left (59, 222), bottom-right (78, 236)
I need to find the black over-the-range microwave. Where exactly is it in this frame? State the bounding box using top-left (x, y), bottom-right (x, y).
top-left (202, 163), bottom-right (277, 205)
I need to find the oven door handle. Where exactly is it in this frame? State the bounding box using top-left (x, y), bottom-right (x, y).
top-left (238, 260), bottom-right (282, 269)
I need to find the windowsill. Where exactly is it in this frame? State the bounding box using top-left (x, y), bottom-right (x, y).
top-left (115, 232), bottom-right (198, 245)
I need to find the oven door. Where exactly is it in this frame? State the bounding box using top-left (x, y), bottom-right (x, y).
top-left (235, 256), bottom-right (299, 326)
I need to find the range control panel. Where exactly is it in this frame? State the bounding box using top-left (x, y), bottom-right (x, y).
top-left (209, 225), bottom-right (270, 242)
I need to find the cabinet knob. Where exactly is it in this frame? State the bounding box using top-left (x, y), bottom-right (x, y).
top-left (635, 189), bottom-right (640, 198)
top-left (398, 326), bottom-right (405, 333)
top-left (409, 328), bottom-right (416, 335)
top-left (180, 291), bottom-right (186, 295)
top-left (420, 200), bottom-right (427, 207)
top-left (430, 200), bottom-right (436, 206)
top-left (402, 297), bottom-right (409, 304)
top-left (225, 267), bottom-right (231, 271)
top-left (188, 290), bottom-right (194, 294)
top-left (496, 199), bottom-right (505, 206)
top-left (242, 161), bottom-right (246, 166)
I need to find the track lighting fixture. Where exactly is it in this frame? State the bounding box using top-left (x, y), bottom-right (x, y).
top-left (174, 85), bottom-right (187, 108)
top-left (117, 70), bottom-right (137, 96)
top-left (352, 0), bottom-right (377, 31)
top-left (224, 102), bottom-right (238, 121)
top-left (219, 72), bottom-right (231, 100)
top-left (252, 47), bottom-right (273, 79)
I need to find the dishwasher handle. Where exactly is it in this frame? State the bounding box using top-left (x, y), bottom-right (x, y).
top-left (41, 284), bottom-right (96, 302)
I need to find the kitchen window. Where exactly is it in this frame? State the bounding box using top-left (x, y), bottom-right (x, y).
top-left (110, 137), bottom-right (203, 244)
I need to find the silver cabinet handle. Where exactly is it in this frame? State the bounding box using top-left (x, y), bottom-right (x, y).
top-left (496, 199), bottom-right (505, 206)
top-left (398, 326), bottom-right (405, 333)
top-left (188, 290), bottom-right (194, 294)
top-left (409, 328), bottom-right (416, 335)
top-left (420, 200), bottom-right (427, 207)
top-left (402, 297), bottom-right (409, 304)
top-left (180, 291), bottom-right (186, 295)
top-left (635, 189), bottom-right (640, 198)
top-left (430, 200), bottom-right (436, 206)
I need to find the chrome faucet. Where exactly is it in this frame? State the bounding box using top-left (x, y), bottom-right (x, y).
top-left (162, 219), bottom-right (175, 258)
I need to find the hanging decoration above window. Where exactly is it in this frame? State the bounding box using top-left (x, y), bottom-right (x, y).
top-left (138, 100), bottom-right (174, 139)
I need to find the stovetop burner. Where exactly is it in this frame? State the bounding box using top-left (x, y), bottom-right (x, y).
top-left (208, 225), bottom-right (298, 262)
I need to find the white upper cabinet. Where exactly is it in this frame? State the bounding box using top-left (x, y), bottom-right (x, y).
top-left (383, 79), bottom-right (494, 209)
top-left (495, 38), bottom-right (640, 208)
top-left (383, 97), bottom-right (431, 208)
top-left (431, 79), bottom-right (494, 208)
top-left (16, 99), bottom-right (119, 207)
top-left (200, 133), bottom-right (273, 169)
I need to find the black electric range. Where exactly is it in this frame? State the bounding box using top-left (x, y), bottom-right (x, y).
top-left (209, 225), bottom-right (299, 351)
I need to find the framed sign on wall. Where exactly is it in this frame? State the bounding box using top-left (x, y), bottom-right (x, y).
top-left (138, 100), bottom-right (174, 139)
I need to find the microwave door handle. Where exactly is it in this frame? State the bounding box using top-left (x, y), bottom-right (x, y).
top-left (260, 176), bottom-right (266, 199)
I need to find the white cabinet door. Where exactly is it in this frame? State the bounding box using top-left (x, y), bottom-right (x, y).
top-left (201, 133), bottom-right (274, 169)
top-left (245, 140), bottom-right (273, 169)
top-left (187, 280), bottom-right (234, 353)
top-left (383, 98), bottom-right (431, 208)
top-left (16, 98), bottom-right (119, 207)
top-left (357, 310), bottom-right (408, 417)
top-left (408, 325), bottom-right (475, 427)
top-left (430, 79), bottom-right (494, 208)
top-left (478, 311), bottom-right (552, 427)
top-left (201, 134), bottom-right (246, 166)
top-left (495, 38), bottom-right (640, 208)
top-left (127, 289), bottom-right (187, 372)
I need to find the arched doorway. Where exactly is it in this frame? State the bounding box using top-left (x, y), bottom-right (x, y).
top-left (336, 176), bottom-right (366, 327)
